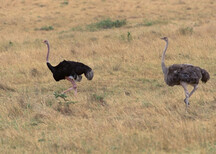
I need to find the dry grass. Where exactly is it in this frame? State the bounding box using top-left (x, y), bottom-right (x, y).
top-left (0, 0), bottom-right (216, 153)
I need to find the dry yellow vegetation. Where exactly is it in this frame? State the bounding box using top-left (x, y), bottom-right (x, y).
top-left (0, 0), bottom-right (216, 153)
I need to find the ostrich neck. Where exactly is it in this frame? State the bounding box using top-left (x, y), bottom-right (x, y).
top-left (161, 40), bottom-right (168, 75)
top-left (46, 43), bottom-right (50, 63)
top-left (45, 43), bottom-right (55, 73)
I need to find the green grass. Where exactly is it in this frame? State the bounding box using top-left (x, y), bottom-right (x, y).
top-left (136, 19), bottom-right (168, 27)
top-left (87, 19), bottom-right (126, 31)
top-left (35, 26), bottom-right (54, 31)
top-left (0, 0), bottom-right (216, 153)
top-left (61, 1), bottom-right (69, 5)
top-left (179, 27), bottom-right (193, 35)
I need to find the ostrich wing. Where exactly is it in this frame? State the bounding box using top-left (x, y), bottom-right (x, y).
top-left (53, 60), bottom-right (76, 81)
top-left (178, 66), bottom-right (202, 84)
top-left (168, 64), bottom-right (202, 85)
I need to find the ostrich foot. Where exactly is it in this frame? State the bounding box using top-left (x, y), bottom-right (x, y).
top-left (62, 87), bottom-right (77, 97)
top-left (62, 87), bottom-right (74, 94)
top-left (184, 98), bottom-right (190, 106)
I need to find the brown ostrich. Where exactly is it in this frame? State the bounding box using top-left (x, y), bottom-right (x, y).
top-left (160, 37), bottom-right (210, 108)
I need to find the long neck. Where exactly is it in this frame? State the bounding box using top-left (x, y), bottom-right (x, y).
top-left (45, 42), bottom-right (55, 73)
top-left (46, 43), bottom-right (50, 63)
top-left (161, 40), bottom-right (168, 75)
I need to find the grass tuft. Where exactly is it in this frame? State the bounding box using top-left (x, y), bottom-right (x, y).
top-left (54, 92), bottom-right (67, 101)
top-left (35, 26), bottom-right (54, 31)
top-left (179, 27), bottom-right (193, 35)
top-left (61, 1), bottom-right (69, 5)
top-left (0, 0), bottom-right (215, 153)
top-left (0, 41), bottom-right (14, 52)
top-left (87, 18), bottom-right (126, 31)
top-left (136, 19), bottom-right (168, 27)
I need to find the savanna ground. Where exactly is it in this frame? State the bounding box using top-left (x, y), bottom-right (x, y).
top-left (0, 0), bottom-right (216, 153)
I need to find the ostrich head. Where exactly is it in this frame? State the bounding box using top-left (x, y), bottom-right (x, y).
top-left (161, 37), bottom-right (168, 42)
top-left (43, 40), bottom-right (49, 45)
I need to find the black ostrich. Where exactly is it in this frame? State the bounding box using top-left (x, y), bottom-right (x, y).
top-left (44, 40), bottom-right (93, 94)
top-left (160, 37), bottom-right (210, 108)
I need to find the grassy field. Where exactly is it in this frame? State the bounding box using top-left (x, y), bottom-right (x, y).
top-left (0, 0), bottom-right (216, 153)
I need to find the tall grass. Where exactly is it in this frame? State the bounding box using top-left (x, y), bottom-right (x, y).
top-left (0, 0), bottom-right (216, 153)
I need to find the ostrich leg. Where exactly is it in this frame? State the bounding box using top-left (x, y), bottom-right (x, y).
top-left (62, 77), bottom-right (77, 95)
top-left (181, 82), bottom-right (190, 108)
top-left (189, 84), bottom-right (198, 97)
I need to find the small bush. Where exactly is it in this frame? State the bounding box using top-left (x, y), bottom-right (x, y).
top-left (138, 78), bottom-right (163, 89)
top-left (0, 41), bottom-right (14, 52)
top-left (36, 26), bottom-right (54, 31)
top-left (87, 19), bottom-right (126, 31)
top-left (54, 92), bottom-right (67, 101)
top-left (127, 32), bottom-right (132, 41)
top-left (31, 68), bottom-right (40, 77)
top-left (142, 100), bottom-right (153, 108)
top-left (61, 1), bottom-right (69, 5)
top-left (91, 93), bottom-right (108, 106)
top-left (120, 32), bottom-right (132, 42)
top-left (143, 21), bottom-right (154, 26)
top-left (93, 94), bottom-right (104, 102)
top-left (71, 26), bottom-right (84, 31)
top-left (179, 27), bottom-right (193, 35)
top-left (137, 19), bottom-right (168, 27)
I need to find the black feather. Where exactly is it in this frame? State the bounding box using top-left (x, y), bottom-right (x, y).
top-left (47, 60), bottom-right (93, 82)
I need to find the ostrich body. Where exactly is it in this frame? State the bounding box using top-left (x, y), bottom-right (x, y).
top-left (44, 40), bottom-right (93, 94)
top-left (160, 37), bottom-right (210, 107)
